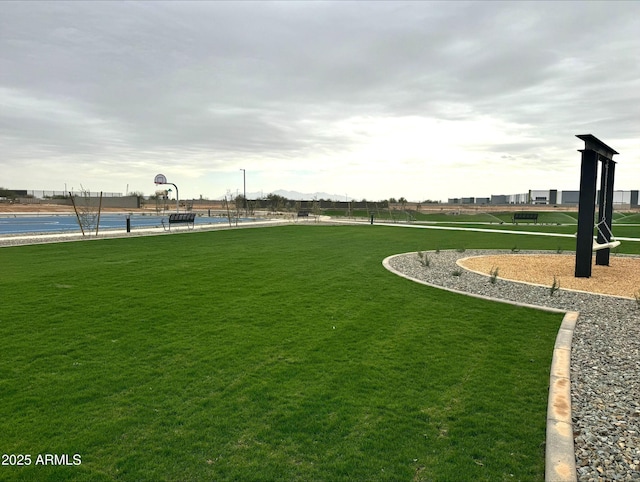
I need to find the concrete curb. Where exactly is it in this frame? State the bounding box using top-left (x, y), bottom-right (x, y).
top-left (546, 311), bottom-right (578, 482)
top-left (381, 254), bottom-right (567, 314)
top-left (382, 253), bottom-right (577, 481)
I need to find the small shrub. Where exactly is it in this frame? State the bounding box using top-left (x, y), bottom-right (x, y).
top-left (556, 247), bottom-right (563, 254)
top-left (511, 246), bottom-right (520, 253)
top-left (489, 267), bottom-right (499, 285)
top-left (451, 269), bottom-right (463, 277)
top-left (635, 290), bottom-right (640, 309)
top-left (549, 276), bottom-right (560, 296)
top-left (417, 251), bottom-right (430, 267)
top-left (435, 247), bottom-right (441, 254)
top-left (456, 248), bottom-right (466, 253)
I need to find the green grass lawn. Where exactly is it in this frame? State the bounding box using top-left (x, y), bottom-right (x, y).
top-left (327, 208), bottom-right (640, 229)
top-left (421, 223), bottom-right (640, 240)
top-left (615, 212), bottom-right (640, 224)
top-left (1, 225), bottom-right (634, 481)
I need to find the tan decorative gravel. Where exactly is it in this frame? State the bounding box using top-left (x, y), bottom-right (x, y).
top-left (457, 254), bottom-right (640, 299)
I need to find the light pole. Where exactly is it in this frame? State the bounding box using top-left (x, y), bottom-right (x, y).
top-left (240, 168), bottom-right (246, 215)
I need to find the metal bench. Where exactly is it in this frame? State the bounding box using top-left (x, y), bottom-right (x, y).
top-left (162, 212), bottom-right (196, 231)
top-left (512, 212), bottom-right (538, 224)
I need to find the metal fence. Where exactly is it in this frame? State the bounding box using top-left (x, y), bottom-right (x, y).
top-left (26, 190), bottom-right (123, 199)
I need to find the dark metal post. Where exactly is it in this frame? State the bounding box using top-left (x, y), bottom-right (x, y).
top-left (171, 183), bottom-right (179, 213)
top-left (596, 160), bottom-right (616, 266)
top-left (240, 169), bottom-right (247, 215)
top-left (575, 149), bottom-right (598, 278)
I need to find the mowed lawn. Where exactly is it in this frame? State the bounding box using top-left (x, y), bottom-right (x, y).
top-left (1, 225), bottom-right (578, 481)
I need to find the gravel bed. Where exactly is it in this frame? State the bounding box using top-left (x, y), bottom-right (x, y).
top-left (387, 250), bottom-right (640, 482)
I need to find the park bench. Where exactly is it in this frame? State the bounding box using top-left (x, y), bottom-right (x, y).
top-left (297, 210), bottom-right (310, 218)
top-left (512, 212), bottom-right (538, 224)
top-left (162, 212), bottom-right (196, 231)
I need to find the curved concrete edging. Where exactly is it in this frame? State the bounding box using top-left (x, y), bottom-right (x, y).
top-left (381, 254), bottom-right (567, 314)
top-left (382, 253), bottom-right (578, 482)
top-left (546, 311), bottom-right (578, 482)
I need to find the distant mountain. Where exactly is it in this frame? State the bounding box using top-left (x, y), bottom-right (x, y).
top-left (249, 190), bottom-right (354, 201)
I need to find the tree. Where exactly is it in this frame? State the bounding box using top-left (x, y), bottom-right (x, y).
top-left (69, 186), bottom-right (102, 235)
top-left (266, 193), bottom-right (288, 212)
top-left (312, 198), bottom-right (321, 220)
top-left (223, 194), bottom-right (235, 227)
top-left (234, 194), bottom-right (246, 211)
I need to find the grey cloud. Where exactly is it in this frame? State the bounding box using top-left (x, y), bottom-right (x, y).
top-left (1, 1), bottom-right (638, 198)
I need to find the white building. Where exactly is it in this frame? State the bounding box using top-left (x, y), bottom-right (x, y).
top-left (448, 189), bottom-right (639, 206)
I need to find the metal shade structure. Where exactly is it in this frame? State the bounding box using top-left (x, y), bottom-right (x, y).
top-left (574, 135), bottom-right (619, 278)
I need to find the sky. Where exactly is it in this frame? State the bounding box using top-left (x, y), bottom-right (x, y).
top-left (1, 1), bottom-right (639, 202)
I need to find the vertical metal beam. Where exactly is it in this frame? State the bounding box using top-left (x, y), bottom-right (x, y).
top-left (595, 160), bottom-right (607, 246)
top-left (169, 183), bottom-right (179, 213)
top-left (596, 160), bottom-right (616, 266)
top-left (575, 150), bottom-right (598, 277)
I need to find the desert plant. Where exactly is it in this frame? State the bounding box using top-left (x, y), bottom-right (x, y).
top-left (489, 266), bottom-right (499, 284)
top-left (223, 194), bottom-right (236, 227)
top-left (456, 247), bottom-right (466, 253)
top-left (451, 268), bottom-right (463, 277)
top-left (634, 290), bottom-right (640, 309)
top-left (417, 251), bottom-right (430, 267)
top-left (556, 247), bottom-right (563, 254)
top-left (511, 246), bottom-right (520, 253)
top-left (549, 276), bottom-right (560, 296)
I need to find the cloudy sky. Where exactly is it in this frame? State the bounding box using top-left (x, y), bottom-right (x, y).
top-left (2, 1), bottom-right (639, 202)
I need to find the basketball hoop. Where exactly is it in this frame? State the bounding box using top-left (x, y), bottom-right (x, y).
top-left (153, 174), bottom-right (179, 213)
top-left (154, 173), bottom-right (167, 185)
